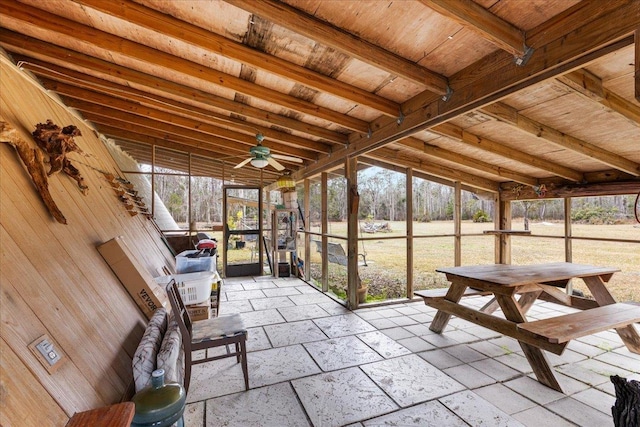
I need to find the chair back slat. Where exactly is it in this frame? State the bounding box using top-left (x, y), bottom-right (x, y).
top-left (166, 280), bottom-right (193, 336)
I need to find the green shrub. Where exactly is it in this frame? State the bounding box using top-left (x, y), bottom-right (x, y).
top-left (472, 210), bottom-right (491, 223)
top-left (571, 204), bottom-right (619, 224)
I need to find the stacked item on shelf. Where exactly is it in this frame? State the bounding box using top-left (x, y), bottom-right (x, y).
top-left (156, 238), bottom-right (222, 320)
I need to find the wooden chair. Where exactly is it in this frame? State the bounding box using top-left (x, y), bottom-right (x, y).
top-left (165, 280), bottom-right (249, 393)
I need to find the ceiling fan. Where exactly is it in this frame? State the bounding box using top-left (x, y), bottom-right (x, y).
top-left (234, 134), bottom-right (303, 171)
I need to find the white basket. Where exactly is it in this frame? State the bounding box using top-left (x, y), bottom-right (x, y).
top-left (171, 271), bottom-right (216, 305)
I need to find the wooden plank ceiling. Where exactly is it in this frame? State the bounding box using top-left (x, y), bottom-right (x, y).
top-left (1, 0), bottom-right (639, 193)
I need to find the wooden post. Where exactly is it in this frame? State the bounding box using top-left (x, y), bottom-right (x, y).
top-left (304, 177), bottom-right (310, 281)
top-left (454, 181), bottom-right (461, 266)
top-left (493, 192), bottom-right (500, 264)
top-left (635, 28), bottom-right (639, 102)
top-left (321, 172), bottom-right (328, 292)
top-left (564, 198), bottom-right (573, 294)
top-left (499, 200), bottom-right (512, 264)
top-left (346, 157), bottom-right (358, 308)
top-left (406, 168), bottom-right (413, 299)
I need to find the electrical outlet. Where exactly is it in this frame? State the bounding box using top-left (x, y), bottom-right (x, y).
top-left (35, 338), bottom-right (61, 365)
top-left (29, 334), bottom-right (65, 374)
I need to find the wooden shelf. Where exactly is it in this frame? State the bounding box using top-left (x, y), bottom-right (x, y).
top-left (483, 230), bottom-right (531, 235)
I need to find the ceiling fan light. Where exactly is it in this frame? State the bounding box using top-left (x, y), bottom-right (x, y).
top-left (250, 158), bottom-right (269, 168)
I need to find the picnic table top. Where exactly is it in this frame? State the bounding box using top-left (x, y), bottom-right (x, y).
top-left (436, 262), bottom-right (620, 287)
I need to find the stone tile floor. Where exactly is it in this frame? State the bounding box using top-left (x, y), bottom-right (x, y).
top-left (183, 276), bottom-right (640, 426)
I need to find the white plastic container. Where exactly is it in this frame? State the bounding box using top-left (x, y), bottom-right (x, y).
top-left (155, 271), bottom-right (218, 305)
top-left (175, 250), bottom-right (217, 274)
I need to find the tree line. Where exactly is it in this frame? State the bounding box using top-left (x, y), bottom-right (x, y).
top-left (151, 166), bottom-right (636, 227)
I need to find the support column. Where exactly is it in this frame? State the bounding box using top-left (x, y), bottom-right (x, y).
top-left (304, 178), bottom-right (311, 281)
top-left (498, 200), bottom-right (512, 264)
top-left (564, 197), bottom-right (573, 294)
top-left (321, 172), bottom-right (328, 292)
top-left (406, 168), bottom-right (413, 299)
top-left (493, 192), bottom-right (500, 264)
top-left (635, 28), bottom-right (639, 102)
top-left (346, 157), bottom-right (359, 308)
top-left (454, 181), bottom-right (462, 266)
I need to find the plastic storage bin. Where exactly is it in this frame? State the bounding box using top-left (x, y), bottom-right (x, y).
top-left (175, 250), bottom-right (216, 274)
top-left (155, 271), bottom-right (219, 305)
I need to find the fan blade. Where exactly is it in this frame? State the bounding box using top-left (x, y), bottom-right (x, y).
top-left (271, 153), bottom-right (303, 163)
top-left (234, 157), bottom-right (252, 169)
top-left (267, 156), bottom-right (285, 171)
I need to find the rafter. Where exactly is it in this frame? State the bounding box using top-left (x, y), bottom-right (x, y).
top-left (63, 98), bottom-right (317, 162)
top-left (481, 102), bottom-right (640, 176)
top-left (37, 76), bottom-right (330, 154)
top-left (420, 0), bottom-right (527, 58)
top-left (224, 0), bottom-right (450, 95)
top-left (432, 122), bottom-right (583, 182)
top-left (526, 1), bottom-right (631, 48)
top-left (89, 114), bottom-right (255, 158)
top-left (368, 147), bottom-right (499, 192)
top-left (334, 3), bottom-right (639, 173)
top-left (556, 69), bottom-right (640, 127)
top-left (2, 43), bottom-right (347, 144)
top-left (361, 156), bottom-right (456, 189)
top-left (0, 2), bottom-right (368, 132)
top-left (75, 0), bottom-right (399, 118)
top-left (500, 180), bottom-right (640, 201)
top-left (112, 137), bottom-right (275, 181)
top-left (396, 138), bottom-right (539, 186)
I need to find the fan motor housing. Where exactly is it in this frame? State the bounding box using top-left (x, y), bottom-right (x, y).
top-left (250, 145), bottom-right (270, 156)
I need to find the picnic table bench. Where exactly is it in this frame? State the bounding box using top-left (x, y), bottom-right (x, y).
top-left (415, 263), bottom-right (640, 392)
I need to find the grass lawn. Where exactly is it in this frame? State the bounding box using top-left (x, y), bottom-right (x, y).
top-left (301, 220), bottom-right (640, 302)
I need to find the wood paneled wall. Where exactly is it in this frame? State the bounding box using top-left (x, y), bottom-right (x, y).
top-left (0, 58), bottom-right (176, 426)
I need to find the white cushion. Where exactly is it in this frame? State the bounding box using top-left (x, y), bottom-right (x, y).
top-left (132, 308), bottom-right (167, 392)
top-left (156, 316), bottom-right (184, 385)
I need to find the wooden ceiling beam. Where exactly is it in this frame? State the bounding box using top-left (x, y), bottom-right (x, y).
top-left (90, 117), bottom-right (251, 158)
top-left (336, 3), bottom-right (638, 171)
top-left (500, 180), bottom-right (640, 201)
top-left (396, 138), bottom-right (539, 186)
top-left (369, 147), bottom-right (499, 192)
top-left (37, 76), bottom-right (330, 155)
top-left (0, 2), bottom-right (368, 132)
top-left (420, 0), bottom-right (527, 58)
top-left (81, 109), bottom-right (302, 170)
top-left (225, 0), bottom-right (450, 95)
top-left (432, 122), bottom-right (584, 182)
top-left (107, 133), bottom-right (280, 180)
top-left (75, 0), bottom-right (399, 118)
top-left (555, 69), bottom-right (640, 127)
top-left (59, 95), bottom-right (318, 162)
top-left (360, 155), bottom-right (482, 193)
top-left (526, 0), bottom-right (634, 49)
top-left (481, 102), bottom-right (640, 176)
top-left (0, 33), bottom-right (348, 145)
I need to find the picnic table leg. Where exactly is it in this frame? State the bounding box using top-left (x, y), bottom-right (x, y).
top-left (495, 294), bottom-right (563, 392)
top-left (583, 276), bottom-right (640, 354)
top-left (429, 283), bottom-right (468, 333)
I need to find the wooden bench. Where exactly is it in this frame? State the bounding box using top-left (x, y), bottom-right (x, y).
top-left (312, 240), bottom-right (367, 266)
top-left (518, 303), bottom-right (640, 345)
top-left (414, 287), bottom-right (491, 300)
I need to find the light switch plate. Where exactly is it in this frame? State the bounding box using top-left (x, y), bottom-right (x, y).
top-left (29, 334), bottom-right (66, 374)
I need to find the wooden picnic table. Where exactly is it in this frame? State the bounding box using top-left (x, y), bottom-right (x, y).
top-left (416, 262), bottom-right (640, 392)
